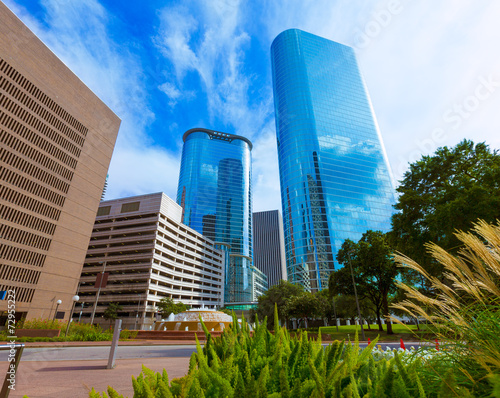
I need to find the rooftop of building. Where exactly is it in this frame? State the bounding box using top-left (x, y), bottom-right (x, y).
top-left (182, 127), bottom-right (253, 150)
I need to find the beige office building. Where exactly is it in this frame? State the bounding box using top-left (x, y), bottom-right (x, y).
top-left (0, 3), bottom-right (120, 321)
top-left (78, 193), bottom-right (225, 330)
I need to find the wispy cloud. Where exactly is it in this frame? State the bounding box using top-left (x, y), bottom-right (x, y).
top-left (154, 0), bottom-right (280, 212)
top-left (5, 0), bottom-right (182, 200)
top-left (252, 121), bottom-right (282, 212)
top-left (154, 0), bottom-right (272, 139)
top-left (7, 0), bottom-right (500, 213)
top-left (357, 1), bottom-right (500, 181)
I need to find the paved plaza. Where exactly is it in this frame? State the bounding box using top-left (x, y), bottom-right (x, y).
top-left (1, 341), bottom-right (194, 398)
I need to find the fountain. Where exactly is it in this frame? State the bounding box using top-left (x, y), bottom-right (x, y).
top-left (154, 308), bottom-right (233, 332)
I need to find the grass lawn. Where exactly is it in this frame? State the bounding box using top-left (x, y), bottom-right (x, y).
top-left (318, 323), bottom-right (434, 342)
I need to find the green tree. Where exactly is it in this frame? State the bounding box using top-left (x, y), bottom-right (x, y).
top-left (158, 297), bottom-right (189, 317)
top-left (330, 230), bottom-right (398, 334)
top-left (103, 302), bottom-right (122, 327)
top-left (330, 294), bottom-right (378, 329)
top-left (283, 291), bottom-right (321, 329)
top-left (390, 139), bottom-right (500, 289)
top-left (256, 280), bottom-right (304, 329)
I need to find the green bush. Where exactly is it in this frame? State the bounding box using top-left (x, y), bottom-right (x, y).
top-left (0, 320), bottom-right (114, 342)
top-left (67, 323), bottom-right (112, 341)
top-left (86, 307), bottom-right (446, 397)
top-left (16, 318), bottom-right (66, 330)
top-left (119, 329), bottom-right (138, 340)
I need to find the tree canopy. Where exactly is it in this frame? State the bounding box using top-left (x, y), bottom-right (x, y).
top-left (283, 291), bottom-right (325, 329)
top-left (329, 230), bottom-right (398, 334)
top-left (256, 280), bottom-right (304, 329)
top-left (158, 297), bottom-right (189, 317)
top-left (103, 302), bottom-right (122, 325)
top-left (390, 140), bottom-right (500, 286)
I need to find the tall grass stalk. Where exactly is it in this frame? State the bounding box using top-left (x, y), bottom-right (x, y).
top-left (392, 220), bottom-right (500, 395)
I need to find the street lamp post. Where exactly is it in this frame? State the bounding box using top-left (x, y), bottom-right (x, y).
top-left (90, 261), bottom-right (107, 325)
top-left (348, 252), bottom-right (366, 341)
top-left (135, 295), bottom-right (142, 330)
top-left (78, 302), bottom-right (84, 322)
top-left (53, 300), bottom-right (62, 321)
top-left (332, 295), bottom-right (339, 332)
top-left (64, 295), bottom-right (80, 337)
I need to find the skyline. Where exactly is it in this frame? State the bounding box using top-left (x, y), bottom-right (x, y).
top-left (5, 0), bottom-right (500, 212)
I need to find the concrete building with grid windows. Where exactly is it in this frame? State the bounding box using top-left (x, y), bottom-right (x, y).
top-left (0, 3), bottom-right (120, 322)
top-left (253, 210), bottom-right (287, 288)
top-left (77, 193), bottom-right (225, 330)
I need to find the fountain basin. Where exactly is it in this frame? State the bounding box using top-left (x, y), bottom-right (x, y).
top-left (155, 309), bottom-right (233, 332)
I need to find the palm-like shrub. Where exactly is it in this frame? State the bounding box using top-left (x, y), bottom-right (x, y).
top-left (392, 220), bottom-right (500, 395)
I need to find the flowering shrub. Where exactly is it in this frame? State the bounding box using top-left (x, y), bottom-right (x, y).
top-left (16, 318), bottom-right (65, 330)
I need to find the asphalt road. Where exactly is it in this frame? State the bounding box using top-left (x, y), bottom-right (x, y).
top-left (0, 341), bottom-right (428, 362)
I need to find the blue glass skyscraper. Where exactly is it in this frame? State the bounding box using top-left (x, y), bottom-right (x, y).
top-left (176, 128), bottom-right (257, 307)
top-left (271, 29), bottom-right (395, 291)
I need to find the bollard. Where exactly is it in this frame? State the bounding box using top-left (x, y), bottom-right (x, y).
top-left (107, 319), bottom-right (122, 369)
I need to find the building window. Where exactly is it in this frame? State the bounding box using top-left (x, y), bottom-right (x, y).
top-left (97, 206), bottom-right (111, 216)
top-left (121, 202), bottom-right (140, 213)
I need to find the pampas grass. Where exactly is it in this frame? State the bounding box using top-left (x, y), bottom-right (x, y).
top-left (392, 220), bottom-right (500, 395)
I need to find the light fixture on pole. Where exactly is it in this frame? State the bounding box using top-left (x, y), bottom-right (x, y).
top-left (332, 295), bottom-right (339, 332)
top-left (135, 294), bottom-right (141, 331)
top-left (64, 295), bottom-right (79, 337)
top-left (348, 252), bottom-right (366, 341)
top-left (90, 261), bottom-right (108, 325)
top-left (78, 302), bottom-right (84, 322)
top-left (53, 299), bottom-right (62, 321)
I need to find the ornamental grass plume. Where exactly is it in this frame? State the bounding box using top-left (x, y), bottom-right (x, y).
top-left (392, 220), bottom-right (500, 394)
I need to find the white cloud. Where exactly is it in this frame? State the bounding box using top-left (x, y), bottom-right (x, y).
top-left (356, 1), bottom-right (500, 183)
top-left (106, 147), bottom-right (180, 200)
top-left (252, 122), bottom-right (282, 212)
top-left (6, 0), bottom-right (182, 201)
top-left (154, 0), bottom-right (272, 140)
top-left (159, 82), bottom-right (182, 100)
top-left (259, 0), bottom-right (500, 187)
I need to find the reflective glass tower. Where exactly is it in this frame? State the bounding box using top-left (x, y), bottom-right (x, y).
top-left (176, 128), bottom-right (255, 306)
top-left (271, 29), bottom-right (395, 291)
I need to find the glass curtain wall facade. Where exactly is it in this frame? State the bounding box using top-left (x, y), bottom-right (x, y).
top-left (177, 128), bottom-right (254, 305)
top-left (271, 29), bottom-right (395, 291)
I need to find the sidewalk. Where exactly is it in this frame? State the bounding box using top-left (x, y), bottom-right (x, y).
top-left (1, 340), bottom-right (196, 398)
top-left (5, 338), bottom-right (200, 348)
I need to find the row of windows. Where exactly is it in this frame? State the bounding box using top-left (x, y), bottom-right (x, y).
top-left (0, 147), bottom-right (70, 193)
top-left (0, 166), bottom-right (65, 207)
top-left (0, 223), bottom-right (52, 251)
top-left (149, 290), bottom-right (220, 303)
top-left (277, 147), bottom-right (387, 173)
top-left (0, 244), bottom-right (46, 267)
top-left (0, 76), bottom-right (84, 154)
top-left (153, 250), bottom-right (222, 277)
top-left (0, 128), bottom-right (74, 180)
top-left (0, 283), bottom-right (35, 303)
top-left (0, 263), bottom-right (41, 284)
top-left (156, 229), bottom-right (219, 264)
top-left (152, 263), bottom-right (221, 288)
top-left (158, 214), bottom-right (219, 255)
top-left (0, 112), bottom-right (78, 169)
top-left (0, 58), bottom-right (88, 139)
top-left (0, 184), bottom-right (61, 220)
top-left (0, 204), bottom-right (57, 235)
top-left (0, 97), bottom-right (80, 167)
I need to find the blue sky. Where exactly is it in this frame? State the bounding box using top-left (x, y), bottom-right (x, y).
top-left (5, 0), bottom-right (500, 212)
